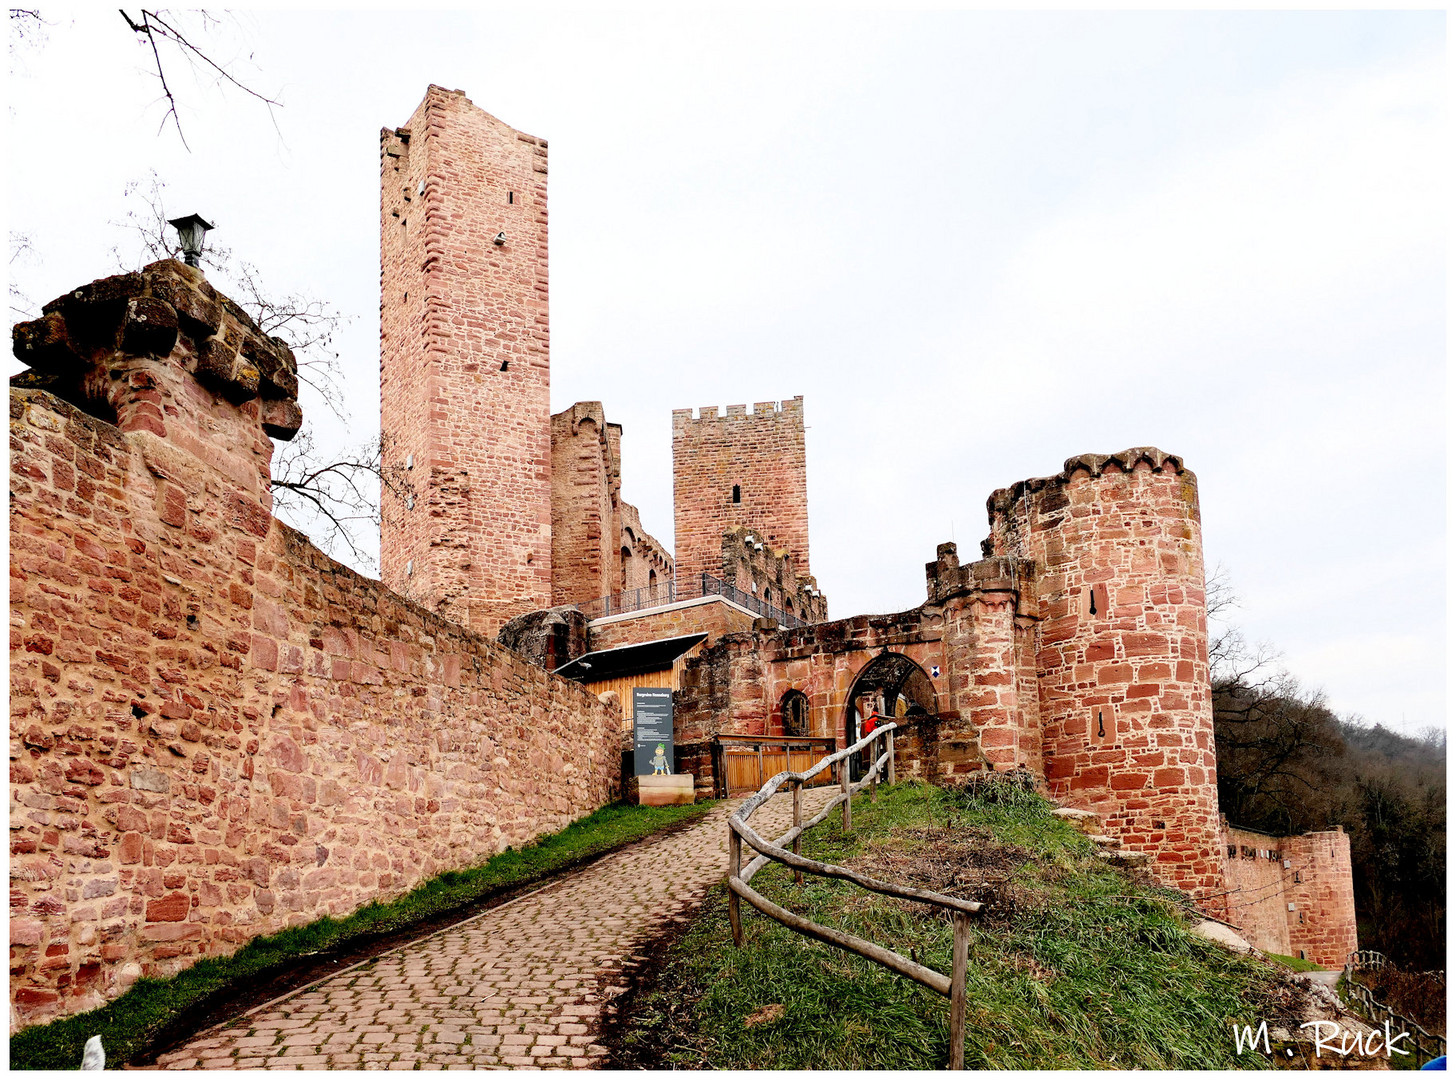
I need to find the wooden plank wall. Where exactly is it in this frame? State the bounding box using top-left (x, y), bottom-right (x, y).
top-left (581, 645), bottom-right (702, 726)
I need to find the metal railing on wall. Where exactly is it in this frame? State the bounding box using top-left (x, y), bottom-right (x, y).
top-left (724, 723), bottom-right (982, 1069)
top-left (574, 572), bottom-right (807, 628)
top-left (1342, 950), bottom-right (1446, 1066)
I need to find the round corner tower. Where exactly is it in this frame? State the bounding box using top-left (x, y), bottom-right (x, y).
top-left (985, 447), bottom-right (1226, 917)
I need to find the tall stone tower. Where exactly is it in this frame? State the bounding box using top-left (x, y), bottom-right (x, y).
top-left (379, 86), bottom-right (552, 635)
top-left (984, 448), bottom-right (1227, 919)
top-left (671, 398), bottom-right (811, 591)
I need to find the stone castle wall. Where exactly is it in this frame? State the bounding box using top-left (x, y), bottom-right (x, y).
top-left (1222, 827), bottom-right (1296, 956)
top-left (671, 399), bottom-right (811, 592)
top-left (379, 86), bottom-right (553, 635)
top-left (8, 263), bottom-right (621, 1029)
top-left (984, 448), bottom-right (1227, 919)
top-left (1221, 826), bottom-right (1359, 968)
top-left (550, 402), bottom-right (672, 609)
top-left (717, 526), bottom-right (826, 622)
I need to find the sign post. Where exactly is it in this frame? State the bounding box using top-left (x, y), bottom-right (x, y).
top-left (632, 688), bottom-right (693, 805)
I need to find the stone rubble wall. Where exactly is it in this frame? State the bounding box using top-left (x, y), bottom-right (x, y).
top-left (9, 256), bottom-right (621, 1029)
top-left (549, 401), bottom-right (671, 609)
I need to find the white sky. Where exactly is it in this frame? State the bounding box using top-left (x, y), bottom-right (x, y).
top-left (5, 9), bottom-right (1446, 736)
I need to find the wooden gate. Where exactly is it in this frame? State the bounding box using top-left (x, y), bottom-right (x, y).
top-left (713, 735), bottom-right (837, 797)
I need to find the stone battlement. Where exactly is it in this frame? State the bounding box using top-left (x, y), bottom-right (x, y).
top-left (671, 396), bottom-right (804, 425)
top-left (985, 446), bottom-right (1187, 518)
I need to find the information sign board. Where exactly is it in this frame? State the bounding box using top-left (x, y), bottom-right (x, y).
top-left (632, 688), bottom-right (674, 776)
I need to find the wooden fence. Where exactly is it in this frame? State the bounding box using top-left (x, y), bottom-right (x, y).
top-left (1342, 950), bottom-right (1446, 1066)
top-left (725, 722), bottom-right (982, 1069)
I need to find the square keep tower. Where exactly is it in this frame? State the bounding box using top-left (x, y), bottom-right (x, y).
top-left (379, 86), bottom-right (552, 634)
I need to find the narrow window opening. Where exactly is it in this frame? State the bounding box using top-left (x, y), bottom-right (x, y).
top-left (1088, 587), bottom-right (1097, 616)
top-left (500, 361), bottom-right (509, 372)
top-left (732, 484), bottom-right (741, 503)
top-left (508, 191), bottom-right (514, 204)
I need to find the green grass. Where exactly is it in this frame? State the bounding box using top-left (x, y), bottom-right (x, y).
top-left (10, 798), bottom-right (713, 1071)
top-left (619, 780), bottom-right (1288, 1069)
top-left (1264, 952), bottom-right (1326, 973)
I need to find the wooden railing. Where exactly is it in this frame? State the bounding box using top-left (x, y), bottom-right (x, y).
top-left (1342, 951), bottom-right (1446, 1065)
top-left (725, 722), bottom-right (981, 1069)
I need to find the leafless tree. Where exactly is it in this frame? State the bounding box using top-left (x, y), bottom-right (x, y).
top-left (111, 172), bottom-right (410, 574)
top-left (116, 9), bottom-right (280, 149)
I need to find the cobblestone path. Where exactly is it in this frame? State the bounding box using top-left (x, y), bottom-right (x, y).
top-left (157, 788), bottom-right (835, 1070)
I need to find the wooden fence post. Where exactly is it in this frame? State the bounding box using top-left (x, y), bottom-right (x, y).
top-left (792, 780), bottom-right (803, 886)
top-left (949, 912), bottom-right (970, 1070)
top-left (728, 827), bottom-right (743, 947)
top-left (871, 735), bottom-right (879, 803)
top-left (888, 730), bottom-right (896, 785)
top-left (841, 757), bottom-right (852, 833)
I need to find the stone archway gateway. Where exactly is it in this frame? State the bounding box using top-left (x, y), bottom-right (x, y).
top-left (844, 652), bottom-right (937, 756)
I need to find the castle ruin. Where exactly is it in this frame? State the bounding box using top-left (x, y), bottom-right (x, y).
top-left (8, 85), bottom-right (1354, 1029)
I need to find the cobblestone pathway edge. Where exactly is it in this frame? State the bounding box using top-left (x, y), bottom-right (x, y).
top-left (157, 789), bottom-right (833, 1070)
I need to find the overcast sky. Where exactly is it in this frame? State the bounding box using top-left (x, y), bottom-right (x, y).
top-left (6, 9), bottom-right (1445, 735)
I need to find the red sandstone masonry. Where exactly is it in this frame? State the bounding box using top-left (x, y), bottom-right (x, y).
top-left (1284, 829), bottom-right (1358, 968)
top-left (984, 449), bottom-right (1228, 919)
top-left (9, 263), bottom-right (620, 1029)
top-left (379, 87), bottom-right (552, 636)
top-left (672, 399), bottom-right (812, 595)
top-left (1220, 825), bottom-right (1357, 967)
top-left (550, 402), bottom-right (671, 608)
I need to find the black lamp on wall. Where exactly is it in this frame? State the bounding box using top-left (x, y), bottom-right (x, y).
top-left (167, 214), bottom-right (215, 267)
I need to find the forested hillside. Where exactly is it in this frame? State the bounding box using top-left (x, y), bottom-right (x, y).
top-left (1209, 599), bottom-right (1445, 970)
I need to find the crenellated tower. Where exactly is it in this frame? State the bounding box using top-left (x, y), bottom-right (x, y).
top-left (671, 398), bottom-right (822, 616)
top-left (983, 447), bottom-right (1226, 918)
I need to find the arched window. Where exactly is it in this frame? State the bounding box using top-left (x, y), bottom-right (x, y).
top-left (732, 484), bottom-right (741, 503)
top-left (620, 548), bottom-right (631, 592)
top-left (780, 690), bottom-right (810, 737)
top-left (648, 568), bottom-right (657, 599)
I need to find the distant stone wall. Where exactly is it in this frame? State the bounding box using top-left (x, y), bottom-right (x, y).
top-left (549, 402), bottom-right (672, 609)
top-left (1220, 825), bottom-right (1359, 967)
top-left (1284, 829), bottom-right (1358, 968)
top-left (9, 263), bottom-right (621, 1030)
top-left (1222, 827), bottom-right (1295, 956)
top-left (717, 525), bottom-right (826, 623)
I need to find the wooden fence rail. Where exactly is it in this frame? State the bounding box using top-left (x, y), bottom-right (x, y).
top-left (1342, 951), bottom-right (1446, 1065)
top-left (725, 723), bottom-right (981, 1069)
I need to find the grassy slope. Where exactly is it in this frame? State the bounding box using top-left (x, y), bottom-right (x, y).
top-left (11, 798), bottom-right (713, 1071)
top-left (621, 780), bottom-right (1287, 1069)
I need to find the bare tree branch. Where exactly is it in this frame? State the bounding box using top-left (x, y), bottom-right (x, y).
top-left (117, 8), bottom-right (281, 150)
top-left (106, 171), bottom-right (405, 572)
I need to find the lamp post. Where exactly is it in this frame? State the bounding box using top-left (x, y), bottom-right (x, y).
top-left (166, 214), bottom-right (215, 268)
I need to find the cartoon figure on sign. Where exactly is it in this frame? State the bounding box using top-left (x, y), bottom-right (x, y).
top-left (651, 744), bottom-right (671, 775)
